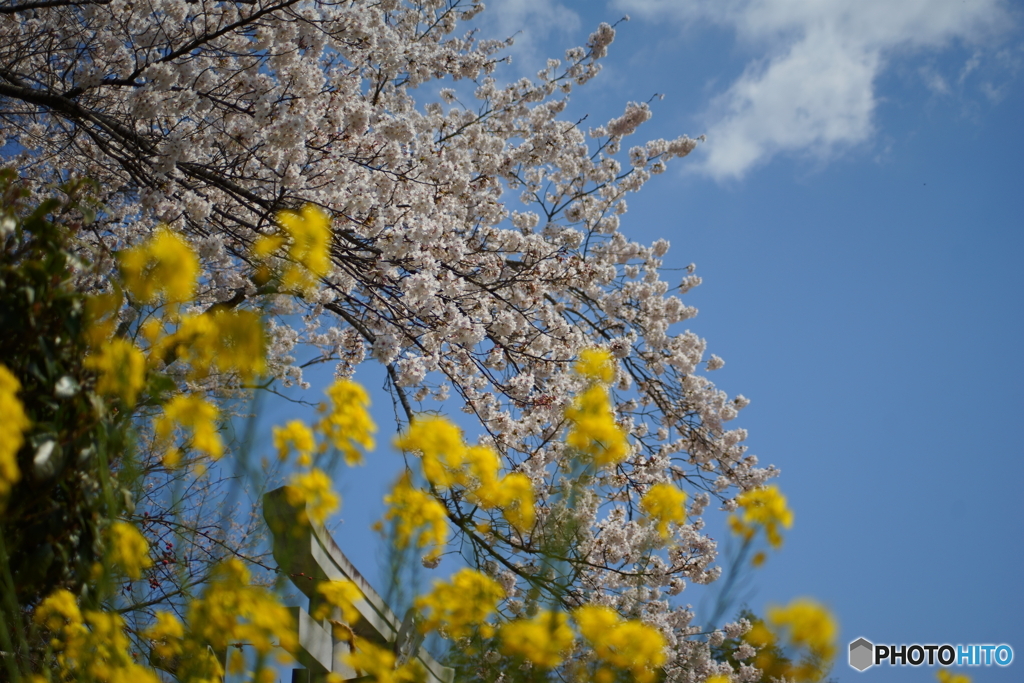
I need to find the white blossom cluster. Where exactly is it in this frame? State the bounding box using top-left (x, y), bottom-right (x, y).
top-left (1, 1), bottom-right (771, 678)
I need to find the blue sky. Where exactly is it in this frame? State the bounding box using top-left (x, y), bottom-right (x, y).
top-left (266, 1), bottom-right (1023, 681)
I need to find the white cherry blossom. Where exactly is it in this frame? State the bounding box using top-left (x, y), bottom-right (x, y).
top-left (0, 2), bottom-right (774, 678)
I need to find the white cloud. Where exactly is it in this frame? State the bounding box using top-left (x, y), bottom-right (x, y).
top-left (700, 30), bottom-right (879, 178)
top-left (979, 80), bottom-right (1007, 104)
top-left (614, 0), bottom-right (1010, 180)
top-left (920, 66), bottom-right (951, 95)
top-left (477, 0), bottom-right (581, 72)
top-left (958, 52), bottom-right (983, 86)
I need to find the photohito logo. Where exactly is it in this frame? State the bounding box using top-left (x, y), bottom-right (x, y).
top-left (848, 638), bottom-right (1014, 672)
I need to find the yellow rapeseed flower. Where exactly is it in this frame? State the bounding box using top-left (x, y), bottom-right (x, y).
top-left (83, 289), bottom-right (123, 348)
top-left (34, 589), bottom-right (83, 633)
top-left (744, 620), bottom-right (774, 648)
top-left (157, 309), bottom-right (266, 381)
top-left (155, 394), bottom-right (224, 467)
top-left (640, 482), bottom-right (688, 539)
top-left (189, 559), bottom-right (297, 665)
top-left (280, 205), bottom-right (331, 272)
top-left (274, 419), bottom-right (317, 466)
top-left (84, 338), bottom-right (146, 406)
top-left (107, 521), bottom-right (152, 580)
top-left (318, 378), bottom-right (376, 465)
top-left (463, 445), bottom-right (502, 492)
top-left (564, 384), bottom-right (629, 466)
top-left (394, 415), bottom-right (466, 488)
top-left (145, 611), bottom-right (186, 663)
top-left (253, 233), bottom-right (287, 258)
top-left (81, 609), bottom-right (146, 681)
top-left (574, 605), bottom-right (667, 683)
top-left (730, 485), bottom-right (793, 548)
top-left (145, 610), bottom-right (225, 681)
top-left (400, 439), bottom-right (535, 533)
top-left (575, 347), bottom-right (615, 383)
top-left (345, 636), bottom-right (425, 683)
top-left (383, 474), bottom-right (448, 563)
top-left (414, 568), bottom-right (505, 639)
top-left (766, 599), bottom-right (836, 662)
top-left (287, 468), bottom-right (340, 526)
top-left (605, 620), bottom-right (667, 682)
top-left (574, 604), bottom-right (619, 644)
top-left (259, 204), bottom-right (332, 293)
top-left (34, 590), bottom-right (162, 683)
top-left (207, 308), bottom-right (266, 379)
top-left (750, 598), bottom-right (837, 681)
top-left (316, 580), bottom-right (363, 625)
top-left (150, 312), bottom-right (210, 370)
top-left (118, 228), bottom-right (199, 305)
top-left (346, 637), bottom-right (395, 682)
top-left (492, 472), bottom-right (535, 532)
top-left (395, 415), bottom-right (536, 535)
top-left (499, 610), bottom-right (575, 668)
top-left (565, 349), bottom-right (629, 466)
top-left (0, 364), bottom-right (29, 503)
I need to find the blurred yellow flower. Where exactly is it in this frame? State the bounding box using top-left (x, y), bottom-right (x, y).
top-left (745, 619), bottom-right (775, 648)
top-left (767, 599), bottom-right (836, 661)
top-left (145, 611), bottom-right (185, 662)
top-left (463, 444), bottom-right (501, 492)
top-left (34, 589), bottom-right (83, 633)
top-left (188, 559), bottom-right (298, 662)
top-left (34, 589), bottom-right (162, 683)
top-left (344, 636), bottom-right (424, 683)
top-left (640, 482), bottom-right (688, 539)
top-left (256, 204), bottom-right (333, 293)
top-left (155, 394), bottom-right (223, 466)
top-left (499, 610), bottom-right (575, 668)
top-left (118, 228), bottom-right (198, 305)
top-left (274, 419), bottom-right (316, 465)
top-left (730, 485), bottom-right (793, 548)
top-left (574, 605), bottom-right (667, 683)
top-left (383, 473), bottom-right (448, 563)
top-left (253, 233), bottom-right (287, 258)
top-left (319, 378), bottom-right (376, 465)
top-left (0, 364), bottom-right (29, 503)
top-left (85, 338), bottom-right (146, 406)
top-left (316, 580), bottom-right (363, 625)
top-left (415, 568), bottom-right (504, 639)
top-left (493, 472), bottom-right (535, 532)
top-left (156, 309), bottom-right (266, 381)
top-left (279, 205), bottom-right (331, 274)
top-left (565, 384), bottom-right (629, 466)
top-left (575, 347), bottom-right (615, 383)
top-left (107, 521), bottom-right (152, 580)
top-left (394, 415), bottom-right (466, 488)
top-left (144, 609), bottom-right (225, 681)
top-left (287, 468), bottom-right (340, 526)
top-left (745, 598), bottom-right (837, 682)
top-left (83, 289), bottom-right (123, 348)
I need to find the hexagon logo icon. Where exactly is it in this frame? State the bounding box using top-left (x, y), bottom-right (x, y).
top-left (849, 637), bottom-right (874, 672)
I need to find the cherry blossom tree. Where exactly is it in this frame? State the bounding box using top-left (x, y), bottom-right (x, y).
top-left (1, 1), bottom-right (781, 680)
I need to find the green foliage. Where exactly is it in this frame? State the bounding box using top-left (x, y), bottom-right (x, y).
top-left (0, 170), bottom-right (132, 608)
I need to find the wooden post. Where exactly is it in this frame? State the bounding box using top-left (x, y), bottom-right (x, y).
top-left (263, 486), bottom-right (454, 683)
